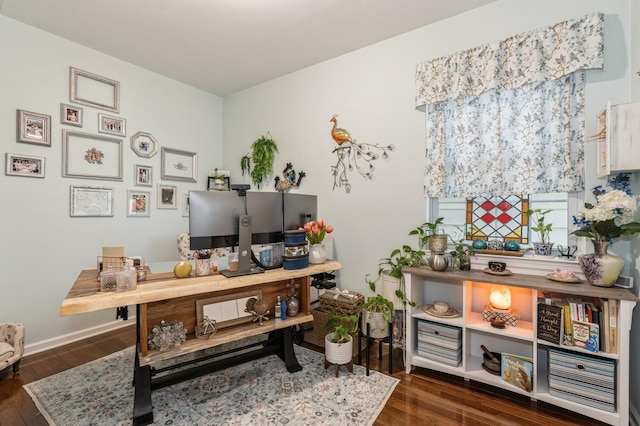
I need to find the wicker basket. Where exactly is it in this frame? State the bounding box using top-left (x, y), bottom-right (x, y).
top-left (319, 290), bottom-right (364, 315)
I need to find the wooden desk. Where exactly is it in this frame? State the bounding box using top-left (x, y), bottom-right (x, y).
top-left (61, 260), bottom-right (342, 426)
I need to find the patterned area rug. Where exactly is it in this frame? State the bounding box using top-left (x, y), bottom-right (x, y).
top-left (24, 344), bottom-right (398, 425)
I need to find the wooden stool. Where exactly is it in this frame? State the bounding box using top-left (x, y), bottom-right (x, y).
top-left (324, 357), bottom-right (353, 377)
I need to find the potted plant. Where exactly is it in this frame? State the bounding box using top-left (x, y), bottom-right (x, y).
top-left (410, 217), bottom-right (446, 252)
top-left (359, 294), bottom-right (394, 339)
top-left (303, 219), bottom-right (334, 264)
top-left (240, 133), bottom-right (279, 188)
top-left (324, 313), bottom-right (359, 365)
top-left (449, 235), bottom-right (475, 271)
top-left (526, 208), bottom-right (554, 256)
top-left (366, 244), bottom-right (423, 312)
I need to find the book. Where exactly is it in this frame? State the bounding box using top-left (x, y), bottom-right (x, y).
top-left (537, 303), bottom-right (564, 345)
top-left (572, 320), bottom-right (599, 352)
top-left (609, 299), bottom-right (618, 354)
top-left (601, 299), bottom-right (610, 352)
top-left (501, 353), bottom-right (533, 392)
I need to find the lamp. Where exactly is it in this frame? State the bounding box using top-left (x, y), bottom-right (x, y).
top-left (489, 285), bottom-right (512, 311)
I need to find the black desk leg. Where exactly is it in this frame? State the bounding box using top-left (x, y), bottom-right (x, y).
top-left (282, 327), bottom-right (303, 373)
top-left (133, 361), bottom-right (153, 426)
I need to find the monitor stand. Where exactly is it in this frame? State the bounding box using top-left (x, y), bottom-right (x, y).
top-left (221, 214), bottom-right (264, 278)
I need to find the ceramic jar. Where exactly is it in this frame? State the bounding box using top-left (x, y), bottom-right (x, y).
top-left (579, 241), bottom-right (624, 287)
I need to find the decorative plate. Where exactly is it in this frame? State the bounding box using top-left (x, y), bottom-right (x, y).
top-left (483, 268), bottom-right (513, 276)
top-left (545, 273), bottom-right (582, 283)
top-left (422, 304), bottom-right (461, 318)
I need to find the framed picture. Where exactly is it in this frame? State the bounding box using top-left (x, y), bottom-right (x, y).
top-left (157, 184), bottom-right (177, 209)
top-left (60, 103), bottom-right (83, 127)
top-left (182, 192), bottom-right (190, 217)
top-left (161, 147), bottom-right (197, 182)
top-left (5, 153), bottom-right (45, 178)
top-left (62, 130), bottom-right (123, 181)
top-left (127, 190), bottom-right (151, 217)
top-left (69, 67), bottom-right (120, 113)
top-left (135, 164), bottom-right (152, 186)
top-left (70, 185), bottom-right (114, 217)
top-left (17, 109), bottom-right (51, 146)
top-left (196, 290), bottom-right (262, 331)
top-left (98, 113), bottom-right (126, 137)
top-left (207, 176), bottom-right (231, 191)
top-left (130, 131), bottom-right (158, 158)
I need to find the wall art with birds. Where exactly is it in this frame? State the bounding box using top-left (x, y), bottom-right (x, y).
top-left (329, 115), bottom-right (395, 192)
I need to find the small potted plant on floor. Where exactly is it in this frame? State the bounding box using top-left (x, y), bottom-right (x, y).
top-left (526, 208), bottom-right (554, 256)
top-left (324, 313), bottom-right (359, 365)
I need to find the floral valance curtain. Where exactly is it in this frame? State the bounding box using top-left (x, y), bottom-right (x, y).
top-left (416, 13), bottom-right (604, 198)
top-left (416, 13), bottom-right (604, 109)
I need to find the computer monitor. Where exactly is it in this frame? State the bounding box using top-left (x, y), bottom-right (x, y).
top-left (283, 193), bottom-right (317, 231)
top-left (188, 190), bottom-right (284, 277)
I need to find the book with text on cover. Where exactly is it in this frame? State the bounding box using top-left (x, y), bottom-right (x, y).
top-left (501, 353), bottom-right (533, 392)
top-left (572, 320), bottom-right (599, 352)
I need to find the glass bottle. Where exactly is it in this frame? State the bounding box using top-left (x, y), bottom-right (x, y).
top-left (275, 296), bottom-right (282, 318)
top-left (280, 297), bottom-right (288, 320)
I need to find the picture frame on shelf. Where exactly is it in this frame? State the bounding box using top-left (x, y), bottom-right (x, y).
top-left (69, 67), bottom-right (120, 113)
top-left (17, 109), bottom-right (51, 146)
top-left (207, 176), bottom-right (230, 191)
top-left (135, 164), bottom-right (152, 186)
top-left (130, 131), bottom-right (158, 158)
top-left (161, 147), bottom-right (197, 182)
top-left (70, 185), bottom-right (114, 217)
top-left (157, 183), bottom-right (177, 209)
top-left (60, 103), bottom-right (83, 127)
top-left (98, 113), bottom-right (126, 137)
top-left (127, 189), bottom-right (151, 217)
top-left (62, 129), bottom-right (123, 181)
top-left (5, 153), bottom-right (45, 178)
top-left (182, 192), bottom-right (190, 217)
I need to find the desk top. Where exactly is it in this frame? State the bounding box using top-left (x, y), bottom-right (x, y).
top-left (61, 260), bottom-right (342, 316)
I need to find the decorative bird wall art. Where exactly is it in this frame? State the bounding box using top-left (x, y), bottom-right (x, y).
top-left (329, 115), bottom-right (395, 193)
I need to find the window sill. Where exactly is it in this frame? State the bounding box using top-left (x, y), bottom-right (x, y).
top-left (469, 252), bottom-right (582, 278)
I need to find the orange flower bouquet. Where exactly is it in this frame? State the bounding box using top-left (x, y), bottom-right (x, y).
top-left (303, 219), bottom-right (334, 245)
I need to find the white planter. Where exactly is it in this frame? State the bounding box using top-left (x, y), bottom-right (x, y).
top-left (309, 243), bottom-right (327, 264)
top-left (324, 333), bottom-right (353, 365)
top-left (380, 272), bottom-right (403, 309)
top-left (362, 311), bottom-right (389, 339)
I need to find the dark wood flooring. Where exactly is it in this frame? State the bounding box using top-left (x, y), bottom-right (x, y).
top-left (0, 324), bottom-right (607, 425)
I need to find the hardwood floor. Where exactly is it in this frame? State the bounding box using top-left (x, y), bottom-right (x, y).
top-left (0, 325), bottom-right (607, 425)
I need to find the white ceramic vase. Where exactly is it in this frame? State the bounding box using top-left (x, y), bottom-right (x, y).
top-left (309, 243), bottom-right (327, 264)
top-left (324, 333), bottom-right (353, 365)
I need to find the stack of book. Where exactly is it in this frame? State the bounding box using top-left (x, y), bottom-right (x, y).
top-left (537, 296), bottom-right (618, 353)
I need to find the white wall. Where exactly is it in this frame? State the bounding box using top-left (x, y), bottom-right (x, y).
top-left (223, 0), bottom-right (639, 416)
top-left (0, 16), bottom-right (224, 348)
top-left (223, 0), bottom-right (633, 295)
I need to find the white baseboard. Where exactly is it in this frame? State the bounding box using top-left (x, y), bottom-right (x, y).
top-left (631, 402), bottom-right (640, 426)
top-left (24, 317), bottom-right (136, 356)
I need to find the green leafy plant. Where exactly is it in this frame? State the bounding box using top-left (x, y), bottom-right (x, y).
top-left (409, 217), bottom-right (444, 248)
top-left (377, 244), bottom-right (425, 280)
top-left (358, 294), bottom-right (394, 322)
top-left (325, 312), bottom-right (359, 344)
top-left (449, 231), bottom-right (475, 270)
top-left (526, 208), bottom-right (553, 244)
top-left (240, 134), bottom-right (279, 188)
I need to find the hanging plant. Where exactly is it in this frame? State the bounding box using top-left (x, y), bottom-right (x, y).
top-left (240, 133), bottom-right (279, 188)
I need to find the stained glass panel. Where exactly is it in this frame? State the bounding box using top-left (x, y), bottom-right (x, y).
top-left (465, 195), bottom-right (529, 243)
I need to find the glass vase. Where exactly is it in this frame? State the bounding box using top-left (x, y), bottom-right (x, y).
top-left (578, 241), bottom-right (624, 287)
top-left (308, 243), bottom-right (327, 264)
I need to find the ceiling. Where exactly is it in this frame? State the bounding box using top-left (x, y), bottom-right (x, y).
top-left (0, 0), bottom-right (495, 97)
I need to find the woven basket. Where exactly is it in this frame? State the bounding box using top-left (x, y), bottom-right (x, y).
top-left (319, 290), bottom-right (364, 315)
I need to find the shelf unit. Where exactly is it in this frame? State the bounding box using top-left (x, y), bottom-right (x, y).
top-left (403, 266), bottom-right (637, 426)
